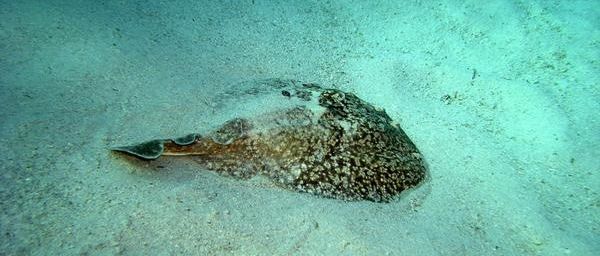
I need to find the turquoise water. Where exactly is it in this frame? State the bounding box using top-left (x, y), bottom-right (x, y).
top-left (1, 0), bottom-right (598, 255)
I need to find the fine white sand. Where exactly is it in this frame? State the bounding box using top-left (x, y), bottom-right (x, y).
top-left (1, 0), bottom-right (598, 255)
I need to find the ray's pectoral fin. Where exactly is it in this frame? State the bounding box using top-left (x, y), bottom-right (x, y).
top-left (111, 133), bottom-right (201, 160)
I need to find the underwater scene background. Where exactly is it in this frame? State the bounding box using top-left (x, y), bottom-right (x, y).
top-left (1, 0), bottom-right (598, 255)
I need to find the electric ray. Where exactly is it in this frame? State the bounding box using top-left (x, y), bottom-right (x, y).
top-left (112, 79), bottom-right (427, 202)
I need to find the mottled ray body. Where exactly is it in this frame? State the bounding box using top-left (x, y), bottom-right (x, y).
top-left (113, 79), bottom-right (427, 202)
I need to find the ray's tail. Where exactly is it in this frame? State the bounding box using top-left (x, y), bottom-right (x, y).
top-left (111, 133), bottom-right (200, 160)
top-left (111, 132), bottom-right (256, 161)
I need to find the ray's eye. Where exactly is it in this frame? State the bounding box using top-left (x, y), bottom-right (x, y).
top-left (319, 90), bottom-right (346, 107)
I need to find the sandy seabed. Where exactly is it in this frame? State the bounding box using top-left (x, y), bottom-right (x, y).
top-left (1, 0), bottom-right (598, 255)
